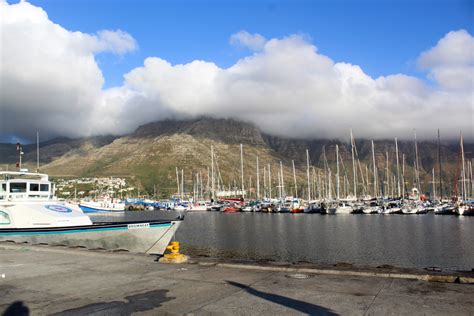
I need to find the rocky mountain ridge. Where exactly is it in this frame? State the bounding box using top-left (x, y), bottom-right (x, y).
top-left (0, 117), bottom-right (471, 197)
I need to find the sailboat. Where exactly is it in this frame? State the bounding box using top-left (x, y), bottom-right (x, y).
top-left (455, 133), bottom-right (474, 216)
top-left (433, 130), bottom-right (455, 215)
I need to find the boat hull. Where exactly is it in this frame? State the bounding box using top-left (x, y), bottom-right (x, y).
top-left (335, 207), bottom-right (353, 214)
top-left (434, 206), bottom-right (455, 215)
top-left (79, 204), bottom-right (125, 213)
top-left (0, 219), bottom-right (182, 255)
top-left (304, 207), bottom-right (321, 214)
top-left (290, 209), bottom-right (304, 213)
top-left (324, 208), bottom-right (337, 215)
top-left (457, 207), bottom-right (474, 216)
top-left (363, 207), bottom-right (380, 214)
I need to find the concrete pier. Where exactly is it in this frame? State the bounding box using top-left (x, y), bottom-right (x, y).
top-left (1, 242), bottom-right (473, 315)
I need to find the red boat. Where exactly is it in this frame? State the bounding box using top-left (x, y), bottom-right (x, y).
top-left (223, 206), bottom-right (240, 213)
top-left (290, 208), bottom-right (304, 213)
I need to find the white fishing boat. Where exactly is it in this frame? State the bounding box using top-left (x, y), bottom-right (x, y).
top-left (79, 197), bottom-right (125, 213)
top-left (0, 171), bottom-right (183, 255)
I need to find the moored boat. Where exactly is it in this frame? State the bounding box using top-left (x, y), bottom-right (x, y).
top-left (363, 201), bottom-right (380, 214)
top-left (290, 207), bottom-right (304, 213)
top-left (335, 202), bottom-right (353, 214)
top-left (434, 203), bottom-right (455, 215)
top-left (456, 200), bottom-right (474, 216)
top-left (79, 198), bottom-right (125, 213)
top-left (303, 201), bottom-right (322, 213)
top-left (402, 202), bottom-right (427, 214)
top-left (0, 171), bottom-right (183, 255)
top-left (223, 203), bottom-right (241, 213)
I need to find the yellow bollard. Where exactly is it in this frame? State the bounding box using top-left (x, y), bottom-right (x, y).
top-left (159, 241), bottom-right (188, 263)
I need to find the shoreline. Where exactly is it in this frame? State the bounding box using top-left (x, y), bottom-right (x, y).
top-left (1, 242), bottom-right (473, 314)
top-left (2, 241), bottom-right (473, 284)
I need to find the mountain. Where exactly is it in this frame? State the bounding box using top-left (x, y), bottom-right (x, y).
top-left (0, 117), bottom-right (472, 198)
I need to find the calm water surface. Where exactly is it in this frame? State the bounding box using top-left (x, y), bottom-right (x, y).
top-left (92, 211), bottom-right (474, 271)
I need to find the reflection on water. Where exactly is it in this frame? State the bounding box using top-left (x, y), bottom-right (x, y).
top-left (91, 211), bottom-right (474, 270)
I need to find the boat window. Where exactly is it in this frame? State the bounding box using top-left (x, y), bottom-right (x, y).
top-left (40, 184), bottom-right (49, 192)
top-left (10, 182), bottom-right (27, 193)
top-left (0, 211), bottom-right (10, 225)
top-left (0, 183), bottom-right (5, 192)
top-left (30, 183), bottom-right (39, 191)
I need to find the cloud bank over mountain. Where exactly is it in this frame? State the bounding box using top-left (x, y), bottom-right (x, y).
top-left (1, 1), bottom-right (472, 142)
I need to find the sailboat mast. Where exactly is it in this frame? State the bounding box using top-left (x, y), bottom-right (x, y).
top-left (323, 146), bottom-right (328, 199)
top-left (200, 172), bottom-right (203, 200)
top-left (437, 129), bottom-right (443, 200)
top-left (366, 165), bottom-right (369, 196)
top-left (278, 166), bottom-right (282, 200)
top-left (36, 131), bottom-right (40, 172)
top-left (317, 169), bottom-right (321, 199)
top-left (336, 144), bottom-right (340, 200)
top-left (402, 154), bottom-right (406, 196)
top-left (432, 168), bottom-right (436, 200)
top-left (211, 145), bottom-right (215, 200)
top-left (280, 161), bottom-right (285, 197)
top-left (371, 140), bottom-right (377, 198)
top-left (263, 166), bottom-right (266, 198)
top-left (328, 169), bottom-right (332, 200)
top-left (351, 130), bottom-right (357, 199)
top-left (176, 167), bottom-right (180, 197)
top-left (461, 133), bottom-right (466, 201)
top-left (414, 129), bottom-right (421, 192)
top-left (268, 163), bottom-right (272, 199)
top-left (240, 144), bottom-right (244, 198)
top-left (469, 159), bottom-right (472, 199)
top-left (256, 156), bottom-right (260, 200)
top-left (468, 159), bottom-right (472, 199)
top-left (292, 159), bottom-right (297, 198)
top-left (395, 138), bottom-right (401, 197)
top-left (386, 151), bottom-right (389, 197)
top-left (181, 169), bottom-right (184, 200)
top-left (306, 149), bottom-right (311, 201)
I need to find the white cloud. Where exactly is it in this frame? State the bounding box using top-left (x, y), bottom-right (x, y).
top-left (418, 29), bottom-right (474, 91)
top-left (95, 30), bottom-right (137, 55)
top-left (230, 31), bottom-right (267, 51)
top-left (106, 33), bottom-right (471, 140)
top-left (0, 1), bottom-right (472, 142)
top-left (0, 0), bottom-right (136, 139)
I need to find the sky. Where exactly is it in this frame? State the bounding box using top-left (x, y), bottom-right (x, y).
top-left (0, 0), bottom-right (473, 143)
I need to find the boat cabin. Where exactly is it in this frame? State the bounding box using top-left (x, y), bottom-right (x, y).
top-left (0, 171), bottom-right (53, 202)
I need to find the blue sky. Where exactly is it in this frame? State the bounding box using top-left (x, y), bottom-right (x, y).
top-left (25, 0), bottom-right (473, 88)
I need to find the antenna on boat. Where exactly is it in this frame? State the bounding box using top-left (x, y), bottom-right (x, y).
top-left (36, 131), bottom-right (40, 172)
top-left (16, 141), bottom-right (24, 171)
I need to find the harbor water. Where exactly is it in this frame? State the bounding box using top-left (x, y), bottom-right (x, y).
top-left (91, 211), bottom-right (474, 271)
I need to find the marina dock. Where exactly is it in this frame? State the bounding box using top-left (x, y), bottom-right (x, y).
top-left (1, 242), bottom-right (473, 315)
